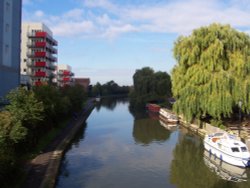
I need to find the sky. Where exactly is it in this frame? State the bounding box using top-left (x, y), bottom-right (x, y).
top-left (22, 0), bottom-right (250, 86)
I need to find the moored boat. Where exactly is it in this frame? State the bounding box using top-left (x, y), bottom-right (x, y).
top-left (159, 119), bottom-right (178, 131)
top-left (159, 108), bottom-right (178, 123)
top-left (146, 103), bottom-right (161, 113)
top-left (204, 132), bottom-right (250, 168)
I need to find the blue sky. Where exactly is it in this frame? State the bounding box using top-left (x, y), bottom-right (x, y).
top-left (22, 0), bottom-right (250, 85)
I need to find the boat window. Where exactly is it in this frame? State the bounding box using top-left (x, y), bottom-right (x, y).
top-left (241, 147), bottom-right (248, 152)
top-left (214, 133), bottom-right (224, 137)
top-left (231, 147), bottom-right (240, 152)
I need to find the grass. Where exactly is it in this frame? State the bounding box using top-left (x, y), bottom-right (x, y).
top-left (33, 117), bottom-right (71, 155)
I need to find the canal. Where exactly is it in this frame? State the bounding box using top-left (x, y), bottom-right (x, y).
top-left (56, 98), bottom-right (250, 188)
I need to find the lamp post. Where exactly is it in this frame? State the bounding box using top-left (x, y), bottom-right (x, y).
top-left (238, 100), bottom-right (242, 136)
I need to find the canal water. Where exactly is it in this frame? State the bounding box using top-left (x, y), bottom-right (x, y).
top-left (56, 98), bottom-right (250, 188)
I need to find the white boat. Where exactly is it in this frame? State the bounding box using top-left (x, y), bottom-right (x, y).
top-left (159, 119), bottom-right (178, 131)
top-left (204, 132), bottom-right (250, 168)
top-left (159, 108), bottom-right (178, 123)
top-left (203, 150), bottom-right (248, 182)
top-left (95, 97), bottom-right (101, 102)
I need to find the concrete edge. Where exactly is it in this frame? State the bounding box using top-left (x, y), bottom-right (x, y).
top-left (39, 102), bottom-right (95, 188)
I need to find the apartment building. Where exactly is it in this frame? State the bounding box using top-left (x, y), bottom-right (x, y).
top-left (57, 64), bottom-right (74, 87)
top-left (21, 23), bottom-right (58, 86)
top-left (0, 0), bottom-right (22, 97)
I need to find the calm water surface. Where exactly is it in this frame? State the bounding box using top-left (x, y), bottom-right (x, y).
top-left (56, 98), bottom-right (250, 188)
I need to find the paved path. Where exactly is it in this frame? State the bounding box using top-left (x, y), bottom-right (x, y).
top-left (22, 99), bottom-right (95, 188)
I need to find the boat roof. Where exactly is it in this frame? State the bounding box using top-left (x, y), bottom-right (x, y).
top-left (209, 132), bottom-right (247, 148)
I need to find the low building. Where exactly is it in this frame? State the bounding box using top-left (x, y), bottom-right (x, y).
top-left (74, 78), bottom-right (90, 92)
top-left (57, 64), bottom-right (74, 87)
top-left (20, 22), bottom-right (58, 86)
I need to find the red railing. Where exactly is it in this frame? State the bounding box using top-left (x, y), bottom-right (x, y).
top-left (35, 81), bottom-right (43, 86)
top-left (35, 71), bottom-right (46, 77)
top-left (35, 41), bottom-right (46, 47)
top-left (35, 61), bottom-right (46, 67)
top-left (35, 51), bottom-right (46, 57)
top-left (63, 71), bottom-right (70, 76)
top-left (63, 77), bottom-right (70, 82)
top-left (35, 31), bottom-right (47, 37)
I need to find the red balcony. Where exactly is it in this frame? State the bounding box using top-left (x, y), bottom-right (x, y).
top-left (35, 31), bottom-right (47, 38)
top-left (35, 71), bottom-right (46, 77)
top-left (63, 71), bottom-right (70, 76)
top-left (63, 77), bottom-right (70, 82)
top-left (35, 61), bottom-right (46, 67)
top-left (35, 41), bottom-right (46, 47)
top-left (35, 81), bottom-right (43, 86)
top-left (35, 51), bottom-right (46, 57)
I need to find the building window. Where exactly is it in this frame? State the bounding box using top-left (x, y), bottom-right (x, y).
top-left (24, 69), bottom-right (26, 72)
top-left (5, 45), bottom-right (9, 54)
top-left (5, 23), bottom-right (10, 32)
top-left (24, 59), bottom-right (27, 62)
top-left (6, 2), bottom-right (10, 12)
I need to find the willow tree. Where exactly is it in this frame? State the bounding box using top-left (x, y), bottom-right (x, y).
top-left (172, 24), bottom-right (250, 122)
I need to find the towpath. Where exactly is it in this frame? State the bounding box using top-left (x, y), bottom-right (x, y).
top-left (21, 99), bottom-right (95, 188)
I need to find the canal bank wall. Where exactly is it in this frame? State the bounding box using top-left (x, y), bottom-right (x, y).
top-left (22, 99), bottom-right (95, 188)
top-left (178, 115), bottom-right (250, 149)
top-left (40, 99), bottom-right (95, 188)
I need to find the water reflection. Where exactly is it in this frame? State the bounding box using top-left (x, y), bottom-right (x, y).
top-left (95, 97), bottom-right (128, 111)
top-left (170, 129), bottom-right (250, 188)
top-left (56, 99), bottom-right (250, 188)
top-left (159, 119), bottom-right (178, 131)
top-left (203, 150), bottom-right (248, 182)
top-left (133, 118), bottom-right (171, 145)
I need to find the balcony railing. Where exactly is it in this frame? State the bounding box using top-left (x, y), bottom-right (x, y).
top-left (34, 81), bottom-right (43, 86)
top-left (27, 61), bottom-right (47, 67)
top-left (35, 71), bottom-right (47, 77)
top-left (27, 31), bottom-right (58, 46)
top-left (58, 70), bottom-right (71, 76)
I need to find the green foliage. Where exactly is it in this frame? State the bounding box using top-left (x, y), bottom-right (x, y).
top-left (172, 23), bottom-right (250, 122)
top-left (130, 67), bottom-right (172, 107)
top-left (33, 85), bottom-right (70, 120)
top-left (91, 81), bottom-right (130, 97)
top-left (0, 88), bottom-right (44, 144)
top-left (61, 84), bottom-right (87, 112)
top-left (6, 88), bottom-right (44, 126)
top-left (0, 85), bottom-right (88, 185)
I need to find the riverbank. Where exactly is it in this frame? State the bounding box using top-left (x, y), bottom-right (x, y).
top-left (21, 99), bottom-right (95, 188)
top-left (178, 115), bottom-right (250, 149)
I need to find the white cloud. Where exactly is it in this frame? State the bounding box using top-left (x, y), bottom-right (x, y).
top-left (51, 21), bottom-right (96, 37)
top-left (102, 24), bottom-right (138, 39)
top-left (34, 10), bottom-right (44, 18)
top-left (23, 0), bottom-right (250, 38)
top-left (63, 8), bottom-right (84, 21)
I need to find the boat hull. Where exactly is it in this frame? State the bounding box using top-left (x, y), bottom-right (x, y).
top-left (204, 139), bottom-right (250, 168)
top-left (159, 108), bottom-right (178, 123)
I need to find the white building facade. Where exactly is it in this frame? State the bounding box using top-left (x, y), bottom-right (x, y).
top-left (21, 23), bottom-right (58, 86)
top-left (57, 64), bottom-right (74, 87)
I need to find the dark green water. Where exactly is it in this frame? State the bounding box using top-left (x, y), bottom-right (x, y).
top-left (56, 98), bottom-right (250, 188)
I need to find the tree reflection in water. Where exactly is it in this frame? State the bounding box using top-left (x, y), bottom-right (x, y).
top-left (132, 118), bottom-right (171, 145)
top-left (95, 97), bottom-right (128, 111)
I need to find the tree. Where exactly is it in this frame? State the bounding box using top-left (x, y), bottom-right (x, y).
top-left (61, 84), bottom-right (87, 112)
top-left (130, 67), bottom-right (172, 107)
top-left (33, 85), bottom-right (70, 122)
top-left (2, 88), bottom-right (44, 142)
top-left (172, 23), bottom-right (250, 122)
